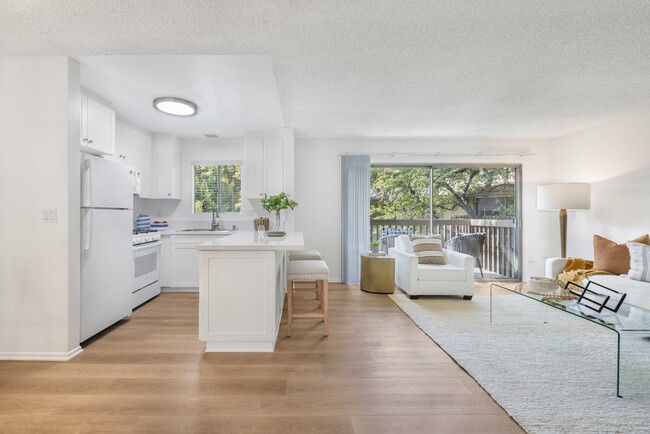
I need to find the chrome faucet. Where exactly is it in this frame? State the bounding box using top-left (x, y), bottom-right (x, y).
top-left (211, 208), bottom-right (220, 231)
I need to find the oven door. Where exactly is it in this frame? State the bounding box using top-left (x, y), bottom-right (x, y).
top-left (133, 241), bottom-right (161, 292)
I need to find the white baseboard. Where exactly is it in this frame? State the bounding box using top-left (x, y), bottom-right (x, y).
top-left (0, 346), bottom-right (83, 361)
top-left (162, 287), bottom-right (199, 293)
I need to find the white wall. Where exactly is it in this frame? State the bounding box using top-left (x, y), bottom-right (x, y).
top-left (135, 138), bottom-right (260, 230)
top-left (550, 111), bottom-right (650, 259)
top-left (0, 56), bottom-right (81, 359)
top-left (294, 138), bottom-right (558, 282)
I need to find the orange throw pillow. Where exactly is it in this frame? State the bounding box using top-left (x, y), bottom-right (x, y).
top-left (593, 234), bottom-right (650, 275)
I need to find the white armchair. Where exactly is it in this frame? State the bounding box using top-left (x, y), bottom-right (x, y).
top-left (389, 235), bottom-right (475, 300)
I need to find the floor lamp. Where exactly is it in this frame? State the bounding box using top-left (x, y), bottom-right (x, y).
top-left (537, 183), bottom-right (590, 258)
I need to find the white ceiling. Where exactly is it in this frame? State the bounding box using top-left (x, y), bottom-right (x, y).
top-left (2, 1), bottom-right (650, 139)
top-left (78, 55), bottom-right (284, 138)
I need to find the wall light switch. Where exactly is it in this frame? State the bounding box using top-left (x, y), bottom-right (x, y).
top-left (42, 208), bottom-right (57, 223)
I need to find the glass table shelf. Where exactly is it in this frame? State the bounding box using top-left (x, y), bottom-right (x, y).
top-left (490, 281), bottom-right (650, 398)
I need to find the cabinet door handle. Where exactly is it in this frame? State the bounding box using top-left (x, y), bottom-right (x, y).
top-left (88, 139), bottom-right (94, 144)
top-left (82, 138), bottom-right (88, 142)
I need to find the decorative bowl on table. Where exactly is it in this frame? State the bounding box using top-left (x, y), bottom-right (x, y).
top-left (527, 276), bottom-right (560, 293)
top-left (267, 231), bottom-right (287, 238)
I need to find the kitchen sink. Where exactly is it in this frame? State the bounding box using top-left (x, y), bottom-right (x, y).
top-left (179, 229), bottom-right (232, 234)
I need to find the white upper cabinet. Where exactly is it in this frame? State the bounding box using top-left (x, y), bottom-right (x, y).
top-left (265, 137), bottom-right (285, 195)
top-left (80, 94), bottom-right (115, 156)
top-left (115, 121), bottom-right (153, 197)
top-left (152, 135), bottom-right (182, 199)
top-left (243, 130), bottom-right (293, 199)
top-left (243, 138), bottom-right (265, 198)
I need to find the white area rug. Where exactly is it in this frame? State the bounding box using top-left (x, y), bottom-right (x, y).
top-left (389, 293), bottom-right (650, 434)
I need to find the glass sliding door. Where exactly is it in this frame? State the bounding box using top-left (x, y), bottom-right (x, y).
top-left (370, 165), bottom-right (521, 280)
top-left (370, 167), bottom-right (431, 239)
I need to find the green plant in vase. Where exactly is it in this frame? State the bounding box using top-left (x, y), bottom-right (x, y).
top-left (260, 192), bottom-right (298, 231)
top-left (371, 241), bottom-right (381, 253)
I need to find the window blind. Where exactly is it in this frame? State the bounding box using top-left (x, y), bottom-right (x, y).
top-left (193, 164), bottom-right (241, 213)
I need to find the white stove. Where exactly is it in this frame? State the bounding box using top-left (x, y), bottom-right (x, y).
top-left (132, 231), bottom-right (162, 308)
top-left (133, 232), bottom-right (161, 246)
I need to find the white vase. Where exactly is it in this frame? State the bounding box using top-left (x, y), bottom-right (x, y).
top-left (271, 211), bottom-right (284, 231)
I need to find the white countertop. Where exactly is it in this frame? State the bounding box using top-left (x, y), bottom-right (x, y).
top-left (159, 229), bottom-right (234, 236)
top-left (196, 231), bottom-right (304, 251)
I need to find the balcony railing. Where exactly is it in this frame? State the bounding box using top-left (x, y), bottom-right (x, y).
top-left (371, 218), bottom-right (518, 279)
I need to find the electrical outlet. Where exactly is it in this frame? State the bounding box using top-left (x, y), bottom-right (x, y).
top-left (42, 208), bottom-right (57, 223)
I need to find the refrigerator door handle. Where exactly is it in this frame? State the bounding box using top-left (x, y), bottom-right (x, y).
top-left (83, 157), bottom-right (93, 207)
top-left (83, 209), bottom-right (93, 258)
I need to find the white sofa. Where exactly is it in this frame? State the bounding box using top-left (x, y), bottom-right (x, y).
top-left (545, 258), bottom-right (650, 312)
top-left (389, 235), bottom-right (475, 300)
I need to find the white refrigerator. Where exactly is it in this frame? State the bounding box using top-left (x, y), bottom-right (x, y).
top-left (80, 153), bottom-right (134, 342)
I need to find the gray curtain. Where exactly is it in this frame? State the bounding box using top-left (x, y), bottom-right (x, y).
top-left (341, 155), bottom-right (370, 283)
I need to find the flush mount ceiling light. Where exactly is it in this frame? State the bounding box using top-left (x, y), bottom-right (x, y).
top-left (153, 97), bottom-right (198, 117)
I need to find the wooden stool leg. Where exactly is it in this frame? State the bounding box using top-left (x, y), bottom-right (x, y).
top-left (322, 279), bottom-right (329, 337)
top-left (316, 280), bottom-right (322, 308)
top-left (287, 279), bottom-right (293, 337)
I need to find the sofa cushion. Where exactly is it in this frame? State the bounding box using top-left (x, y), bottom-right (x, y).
top-left (396, 235), bottom-right (414, 254)
top-left (593, 234), bottom-right (650, 275)
top-left (587, 274), bottom-right (650, 312)
top-left (418, 263), bottom-right (466, 281)
top-left (627, 241), bottom-right (650, 283)
top-left (410, 234), bottom-right (445, 265)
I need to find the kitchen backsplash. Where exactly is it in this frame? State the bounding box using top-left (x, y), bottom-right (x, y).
top-left (133, 197), bottom-right (258, 231)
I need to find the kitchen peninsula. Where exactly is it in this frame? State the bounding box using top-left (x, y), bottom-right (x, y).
top-left (197, 231), bottom-right (304, 352)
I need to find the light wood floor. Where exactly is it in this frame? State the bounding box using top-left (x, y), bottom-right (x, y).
top-left (0, 284), bottom-right (524, 434)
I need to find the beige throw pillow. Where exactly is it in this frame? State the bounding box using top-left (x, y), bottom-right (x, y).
top-left (410, 234), bottom-right (446, 265)
top-left (593, 234), bottom-right (650, 275)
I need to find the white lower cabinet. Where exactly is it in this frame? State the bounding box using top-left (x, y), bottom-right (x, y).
top-left (165, 235), bottom-right (228, 289)
top-left (160, 237), bottom-right (171, 287)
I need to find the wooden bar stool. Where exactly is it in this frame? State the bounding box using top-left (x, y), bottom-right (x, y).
top-left (286, 260), bottom-right (329, 337)
top-left (289, 250), bottom-right (323, 302)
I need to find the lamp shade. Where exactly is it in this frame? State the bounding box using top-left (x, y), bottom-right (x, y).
top-left (537, 183), bottom-right (590, 210)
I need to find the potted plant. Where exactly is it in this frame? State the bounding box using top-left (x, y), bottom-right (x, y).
top-left (371, 241), bottom-right (381, 253)
top-left (260, 192), bottom-right (298, 231)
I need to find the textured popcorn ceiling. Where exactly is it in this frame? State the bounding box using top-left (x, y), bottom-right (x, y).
top-left (1, 0), bottom-right (650, 139)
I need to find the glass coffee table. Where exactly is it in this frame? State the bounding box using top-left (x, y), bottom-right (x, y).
top-left (490, 281), bottom-right (650, 398)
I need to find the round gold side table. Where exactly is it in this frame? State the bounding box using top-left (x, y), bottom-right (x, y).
top-left (360, 254), bottom-right (395, 294)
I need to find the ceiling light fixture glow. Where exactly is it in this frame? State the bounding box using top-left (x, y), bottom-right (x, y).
top-left (153, 97), bottom-right (198, 117)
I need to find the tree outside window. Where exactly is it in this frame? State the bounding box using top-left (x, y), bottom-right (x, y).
top-left (371, 167), bottom-right (515, 220)
top-left (193, 164), bottom-right (241, 213)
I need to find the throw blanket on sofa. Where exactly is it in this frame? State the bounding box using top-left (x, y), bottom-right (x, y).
top-left (557, 257), bottom-right (612, 287)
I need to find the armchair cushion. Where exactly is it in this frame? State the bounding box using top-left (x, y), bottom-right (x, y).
top-left (418, 263), bottom-right (466, 281)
